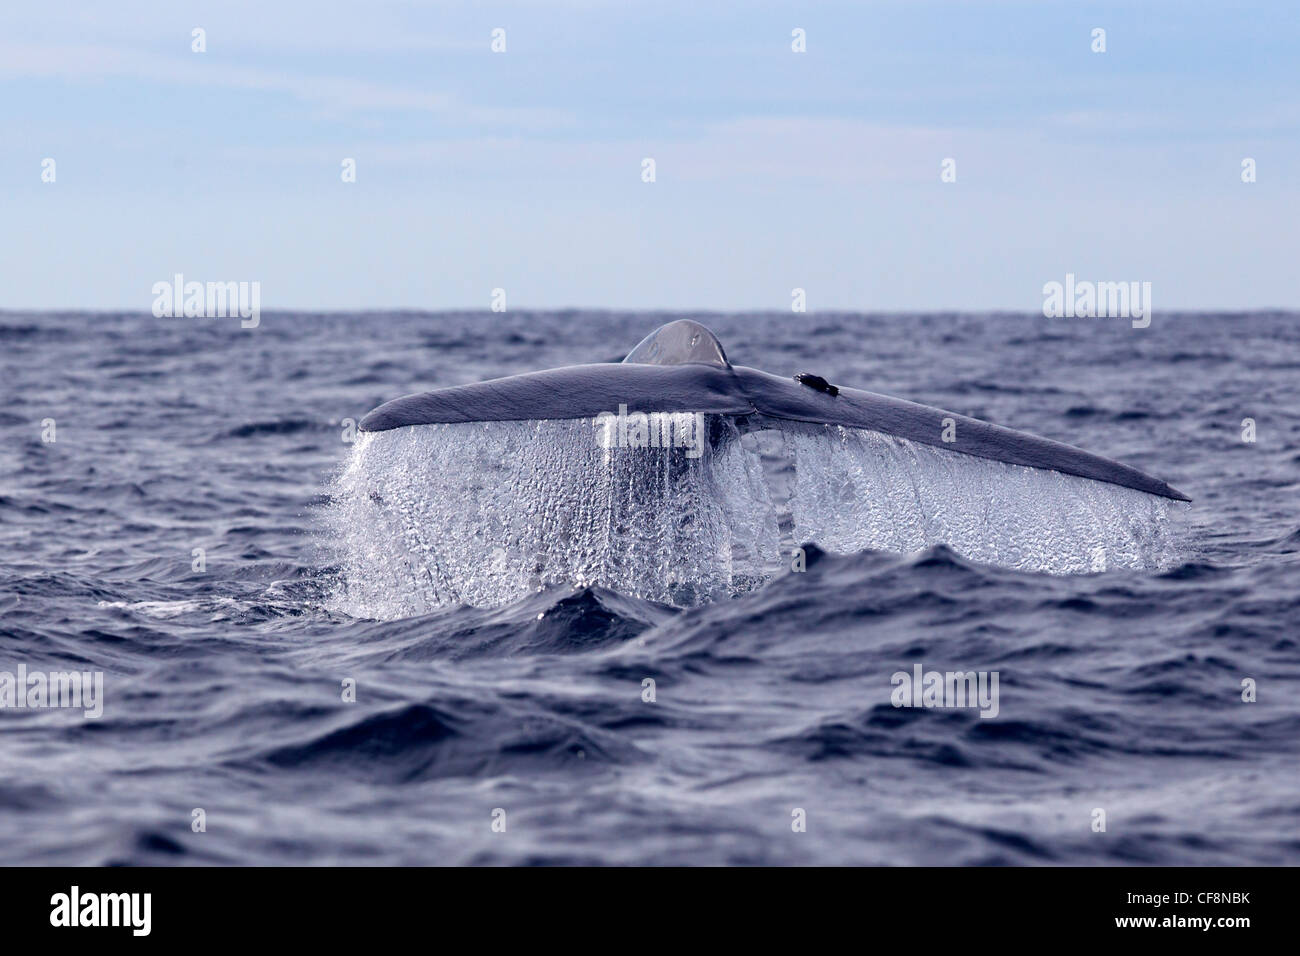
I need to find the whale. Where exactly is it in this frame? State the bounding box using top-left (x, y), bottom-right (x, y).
top-left (358, 319), bottom-right (1189, 502)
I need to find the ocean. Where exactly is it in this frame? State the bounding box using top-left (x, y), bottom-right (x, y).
top-left (1, 309), bottom-right (1297, 865)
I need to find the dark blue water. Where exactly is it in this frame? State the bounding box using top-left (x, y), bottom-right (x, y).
top-left (2, 310), bottom-right (1298, 865)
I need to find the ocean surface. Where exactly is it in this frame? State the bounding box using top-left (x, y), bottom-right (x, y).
top-left (2, 309), bottom-right (1298, 866)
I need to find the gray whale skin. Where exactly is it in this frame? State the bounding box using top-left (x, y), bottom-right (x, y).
top-left (358, 319), bottom-right (1189, 502)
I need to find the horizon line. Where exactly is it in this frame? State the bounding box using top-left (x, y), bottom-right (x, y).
top-left (3, 306), bottom-right (1298, 317)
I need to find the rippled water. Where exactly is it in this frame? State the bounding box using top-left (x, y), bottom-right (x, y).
top-left (2, 310), bottom-right (1298, 865)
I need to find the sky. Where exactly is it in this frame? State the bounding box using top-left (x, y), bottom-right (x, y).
top-left (1, 0), bottom-right (1297, 311)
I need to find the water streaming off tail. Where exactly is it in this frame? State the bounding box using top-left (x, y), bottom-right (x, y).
top-left (782, 423), bottom-right (1185, 575)
top-left (324, 417), bottom-right (1185, 618)
top-left (325, 416), bottom-right (780, 618)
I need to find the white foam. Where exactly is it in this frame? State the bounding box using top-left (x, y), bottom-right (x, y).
top-left (95, 598), bottom-right (236, 619)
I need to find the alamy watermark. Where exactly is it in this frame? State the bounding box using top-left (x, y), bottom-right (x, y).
top-left (50, 886), bottom-right (150, 936)
top-left (891, 663), bottom-right (999, 718)
top-left (152, 273), bottom-right (260, 328)
top-left (0, 664), bottom-right (103, 718)
top-left (594, 405), bottom-right (705, 459)
top-left (1042, 273), bottom-right (1151, 328)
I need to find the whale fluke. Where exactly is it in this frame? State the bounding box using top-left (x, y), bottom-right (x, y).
top-left (357, 321), bottom-right (1189, 502)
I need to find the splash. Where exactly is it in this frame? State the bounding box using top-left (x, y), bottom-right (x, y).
top-left (325, 416), bottom-right (780, 618)
top-left (781, 423), bottom-right (1185, 575)
top-left (323, 417), bottom-right (1185, 617)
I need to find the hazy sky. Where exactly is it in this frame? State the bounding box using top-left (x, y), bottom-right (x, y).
top-left (2, 0), bottom-right (1297, 311)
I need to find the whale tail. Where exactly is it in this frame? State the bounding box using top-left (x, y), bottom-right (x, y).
top-left (358, 321), bottom-right (1188, 503)
top-left (333, 322), bottom-right (1190, 611)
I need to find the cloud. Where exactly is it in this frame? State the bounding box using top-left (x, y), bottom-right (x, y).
top-left (0, 40), bottom-right (571, 128)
